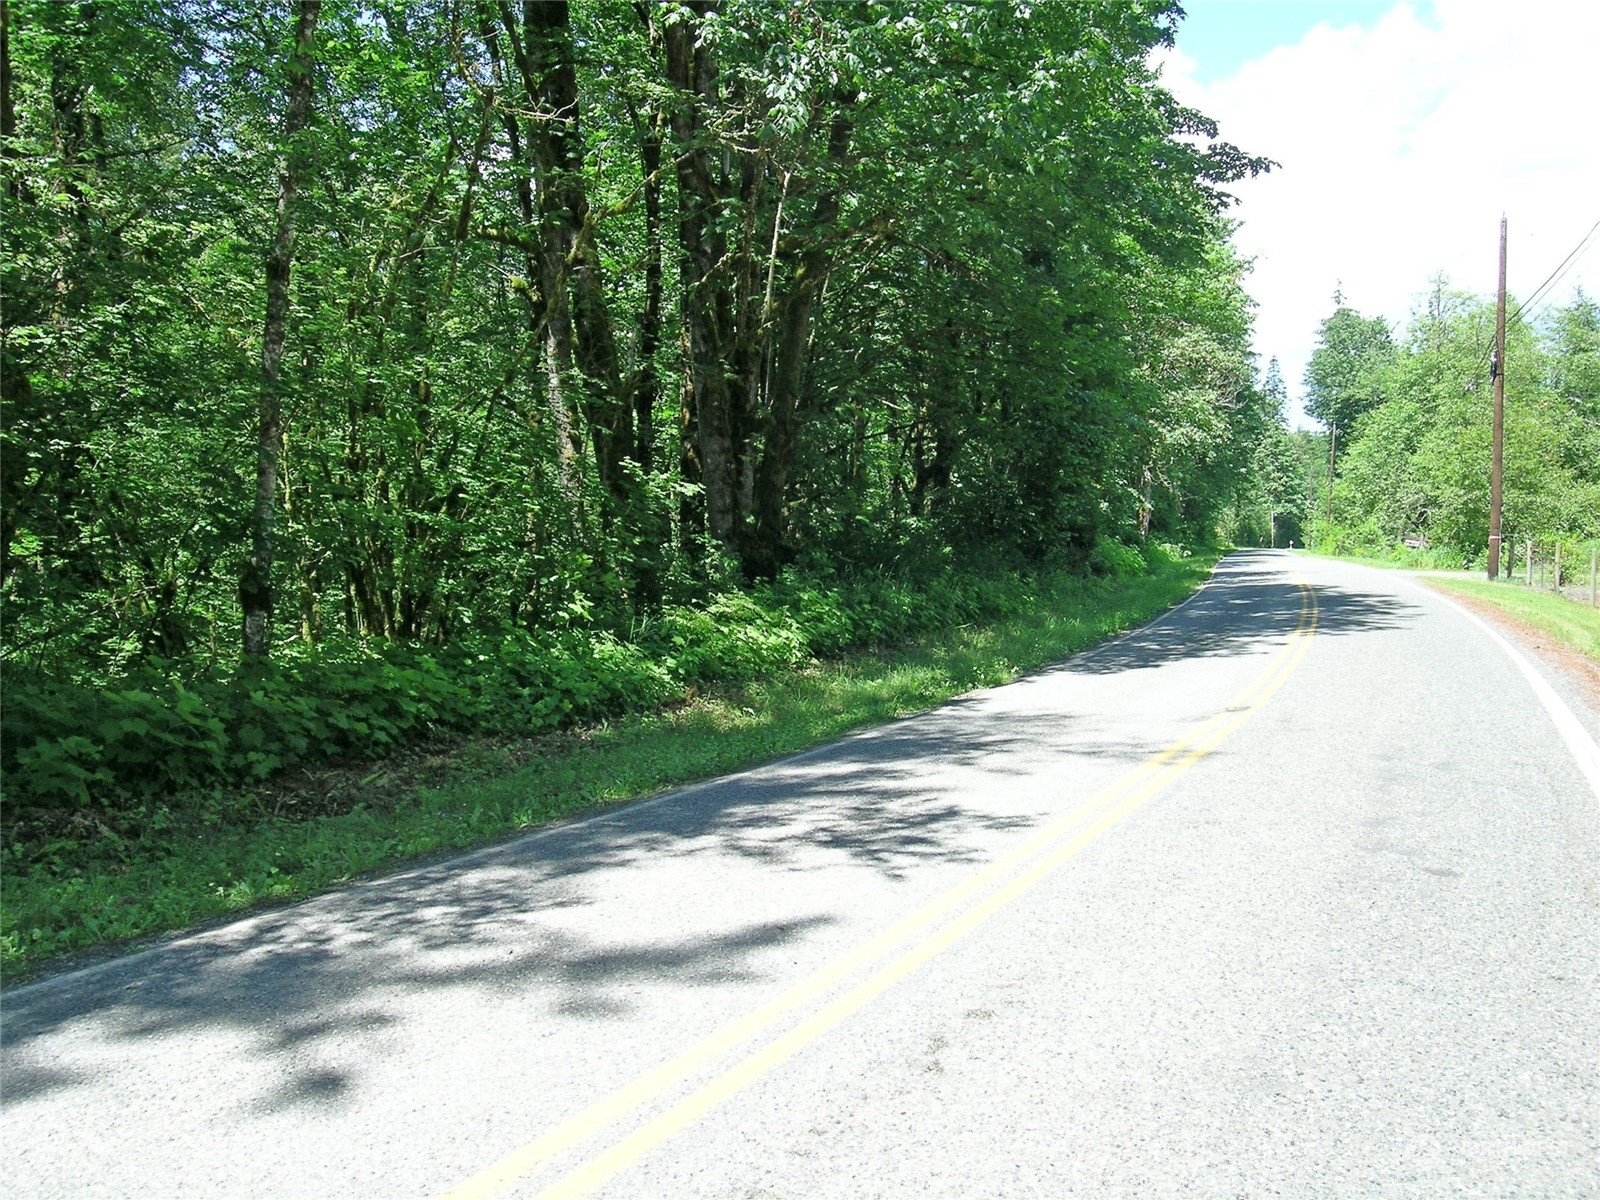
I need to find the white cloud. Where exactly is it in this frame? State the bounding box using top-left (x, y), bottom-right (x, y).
top-left (1157, 0), bottom-right (1600, 426)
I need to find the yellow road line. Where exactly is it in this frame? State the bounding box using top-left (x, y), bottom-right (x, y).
top-left (442, 575), bottom-right (1319, 1200)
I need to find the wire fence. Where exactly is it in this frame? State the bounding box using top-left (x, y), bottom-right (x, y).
top-left (1503, 539), bottom-right (1600, 607)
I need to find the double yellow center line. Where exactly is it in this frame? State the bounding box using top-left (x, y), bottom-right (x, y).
top-left (442, 572), bottom-right (1319, 1200)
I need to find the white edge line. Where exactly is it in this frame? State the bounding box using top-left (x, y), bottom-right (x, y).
top-left (1399, 576), bottom-right (1600, 804)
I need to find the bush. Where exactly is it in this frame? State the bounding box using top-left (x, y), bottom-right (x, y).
top-left (655, 592), bottom-right (808, 684)
top-left (0, 562), bottom-right (1125, 825)
top-left (0, 632), bottom-right (680, 821)
top-left (1088, 536), bottom-right (1150, 578)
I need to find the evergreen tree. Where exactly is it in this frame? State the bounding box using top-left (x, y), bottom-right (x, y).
top-left (1303, 302), bottom-right (1394, 449)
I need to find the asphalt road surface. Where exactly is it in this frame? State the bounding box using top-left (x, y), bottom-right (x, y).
top-left (4, 551), bottom-right (1598, 1199)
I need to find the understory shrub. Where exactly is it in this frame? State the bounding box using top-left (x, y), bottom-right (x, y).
top-left (2, 557), bottom-right (1160, 828)
top-left (1309, 520), bottom-right (1484, 570)
top-left (1088, 535), bottom-right (1150, 578)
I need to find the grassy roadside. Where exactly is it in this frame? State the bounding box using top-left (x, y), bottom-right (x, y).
top-left (1422, 577), bottom-right (1600, 663)
top-left (1302, 548), bottom-right (1599, 664)
top-left (1, 551), bottom-right (1219, 982)
top-left (1299, 546), bottom-right (1472, 572)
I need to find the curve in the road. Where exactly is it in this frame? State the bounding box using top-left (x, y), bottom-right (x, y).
top-left (440, 572), bottom-right (1320, 1200)
top-left (12, 552), bottom-right (1593, 1200)
top-left (1402, 576), bottom-right (1600, 801)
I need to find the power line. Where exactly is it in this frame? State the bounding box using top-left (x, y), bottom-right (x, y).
top-left (1508, 217), bottom-right (1600, 329)
top-left (1468, 216), bottom-right (1599, 382)
top-left (1520, 230), bottom-right (1599, 329)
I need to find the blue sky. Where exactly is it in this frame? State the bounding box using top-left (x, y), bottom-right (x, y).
top-left (1173, 1), bottom-right (1404, 83)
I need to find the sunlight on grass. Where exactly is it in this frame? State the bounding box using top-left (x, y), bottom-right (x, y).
top-left (1425, 578), bottom-right (1600, 663)
top-left (1, 554), bottom-right (1217, 979)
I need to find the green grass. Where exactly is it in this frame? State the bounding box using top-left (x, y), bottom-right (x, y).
top-left (1423, 577), bottom-right (1600, 663)
top-left (0, 553), bottom-right (1217, 982)
top-left (1298, 545), bottom-right (1475, 572)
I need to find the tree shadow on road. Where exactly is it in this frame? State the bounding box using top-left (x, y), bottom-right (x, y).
top-left (0, 550), bottom-right (1426, 1115)
top-left (1062, 551), bottom-right (1420, 675)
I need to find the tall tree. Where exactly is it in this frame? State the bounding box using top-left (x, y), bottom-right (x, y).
top-left (1303, 303), bottom-right (1394, 454)
top-left (241, 0), bottom-right (320, 657)
top-left (1, 0), bottom-right (1277, 678)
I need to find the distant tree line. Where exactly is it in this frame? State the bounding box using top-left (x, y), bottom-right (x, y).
top-left (1289, 281), bottom-right (1599, 563)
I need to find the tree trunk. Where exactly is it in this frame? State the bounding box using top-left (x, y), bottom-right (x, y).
top-left (748, 97), bottom-right (855, 577)
top-left (242, 0), bottom-right (319, 658)
top-left (911, 312), bottom-right (961, 515)
top-left (506, 0), bottom-right (630, 507)
top-left (0, 0), bottom-right (18, 200)
top-left (0, 0), bottom-right (26, 584)
top-left (633, 107), bottom-right (663, 477)
top-left (628, 95), bottom-right (667, 604)
top-left (676, 337), bottom-right (703, 561)
top-left (481, 10), bottom-right (577, 500)
top-left (664, 1), bottom-right (737, 552)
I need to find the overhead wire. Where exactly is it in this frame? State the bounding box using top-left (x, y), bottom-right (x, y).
top-left (1469, 216), bottom-right (1599, 382)
top-left (1508, 217), bottom-right (1600, 329)
top-left (1517, 226), bottom-right (1598, 329)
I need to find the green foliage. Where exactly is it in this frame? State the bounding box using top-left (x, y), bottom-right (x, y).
top-left (4, 554), bottom-right (1187, 824)
top-left (2, 0), bottom-right (1271, 915)
top-left (1089, 536), bottom-right (1150, 578)
top-left (1234, 281), bottom-right (1599, 564)
top-left (1303, 304), bottom-right (1396, 439)
top-left (2, 634), bottom-right (671, 819)
top-left (3, 0), bottom-right (1265, 678)
top-left (1321, 284), bottom-right (1600, 559)
top-left (1, 550), bottom-right (1217, 976)
top-left (656, 592), bottom-right (809, 686)
top-left (1427, 577), bottom-right (1600, 663)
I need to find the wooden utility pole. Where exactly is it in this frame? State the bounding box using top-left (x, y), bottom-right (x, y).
top-left (1487, 216), bottom-right (1507, 580)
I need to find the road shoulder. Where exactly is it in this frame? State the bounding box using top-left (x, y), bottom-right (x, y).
top-left (1416, 577), bottom-right (1600, 747)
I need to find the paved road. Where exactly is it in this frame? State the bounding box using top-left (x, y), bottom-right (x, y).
top-left (4, 551), bottom-right (1598, 1198)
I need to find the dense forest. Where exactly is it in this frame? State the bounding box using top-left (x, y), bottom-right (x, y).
top-left (2, 1), bottom-right (1280, 819)
top-left (1295, 282), bottom-right (1600, 564)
